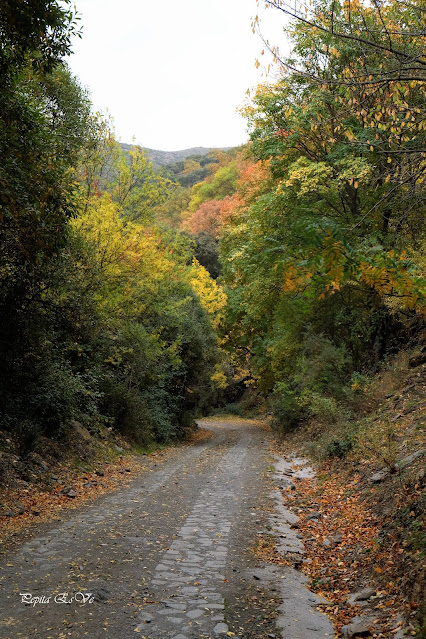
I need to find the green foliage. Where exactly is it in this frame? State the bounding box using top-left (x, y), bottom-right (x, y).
top-left (297, 331), bottom-right (351, 395)
top-left (154, 185), bottom-right (191, 228)
top-left (218, 0), bottom-right (426, 430)
top-left (0, 1), bottom-right (80, 78)
top-left (270, 382), bottom-right (309, 432)
top-left (188, 162), bottom-right (239, 212)
top-left (213, 403), bottom-right (244, 417)
top-left (110, 145), bottom-right (175, 223)
top-left (13, 420), bottom-right (43, 458)
top-left (4, 0), bottom-right (424, 459)
top-left (305, 429), bottom-right (355, 462)
top-left (28, 359), bottom-right (100, 438)
top-left (64, 193), bottom-right (222, 444)
top-left (0, 55), bottom-right (96, 444)
top-left (326, 436), bottom-right (353, 459)
top-left (194, 232), bottom-right (221, 279)
top-left (161, 154), bottom-right (219, 188)
top-left (0, 7), bottom-right (224, 450)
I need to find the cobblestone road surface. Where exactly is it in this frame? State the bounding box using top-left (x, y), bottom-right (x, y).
top-left (0, 418), bottom-right (333, 639)
top-left (0, 420), bottom-right (276, 638)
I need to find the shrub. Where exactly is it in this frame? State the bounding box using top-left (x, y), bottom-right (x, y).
top-left (27, 359), bottom-right (100, 438)
top-left (223, 403), bottom-right (244, 416)
top-left (357, 418), bottom-right (399, 471)
top-left (326, 436), bottom-right (353, 458)
top-left (350, 371), bottom-right (370, 393)
top-left (99, 379), bottom-right (154, 445)
top-left (12, 419), bottom-right (43, 457)
top-left (299, 390), bottom-right (344, 424)
top-left (270, 382), bottom-right (308, 432)
top-left (297, 331), bottom-right (351, 396)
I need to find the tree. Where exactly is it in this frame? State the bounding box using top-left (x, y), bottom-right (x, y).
top-left (0, 4), bottom-right (92, 438)
top-left (109, 145), bottom-right (175, 222)
top-left (0, 0), bottom-right (80, 79)
top-left (218, 0), bottom-right (425, 428)
top-left (68, 196), bottom-right (222, 441)
top-left (257, 0), bottom-right (425, 85)
top-left (188, 161), bottom-right (240, 212)
top-left (0, 1), bottom-right (224, 447)
top-left (243, 0), bottom-right (426, 309)
top-left (183, 199), bottom-right (225, 237)
top-left (256, 1), bottom-right (426, 167)
top-left (194, 231), bottom-right (222, 279)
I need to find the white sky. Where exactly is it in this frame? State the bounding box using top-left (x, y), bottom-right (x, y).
top-left (68, 0), bottom-right (286, 151)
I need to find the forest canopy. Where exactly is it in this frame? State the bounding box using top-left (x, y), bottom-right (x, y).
top-left (0, 2), bottom-right (226, 447)
top-left (0, 0), bottom-right (424, 447)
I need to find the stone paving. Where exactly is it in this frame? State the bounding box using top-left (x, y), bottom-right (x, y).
top-left (270, 455), bottom-right (334, 638)
top-left (4, 443), bottom-right (206, 583)
top-left (0, 419), bottom-right (335, 639)
top-left (137, 434), bottom-right (249, 638)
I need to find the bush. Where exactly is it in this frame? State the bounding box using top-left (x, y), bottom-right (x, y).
top-left (11, 419), bottom-right (43, 457)
top-left (326, 436), bottom-right (353, 458)
top-left (211, 403), bottom-right (244, 417)
top-left (297, 331), bottom-right (351, 396)
top-left (27, 359), bottom-right (100, 438)
top-left (270, 382), bottom-right (308, 432)
top-left (299, 390), bottom-right (343, 424)
top-left (238, 390), bottom-right (263, 415)
top-left (350, 371), bottom-right (370, 393)
top-left (100, 379), bottom-right (154, 445)
top-left (223, 403), bottom-right (244, 416)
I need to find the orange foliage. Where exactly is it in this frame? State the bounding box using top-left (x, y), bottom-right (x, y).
top-left (237, 160), bottom-right (271, 204)
top-left (276, 128), bottom-right (290, 138)
top-left (219, 194), bottom-right (243, 226)
top-left (219, 160), bottom-right (272, 229)
top-left (182, 199), bottom-right (227, 238)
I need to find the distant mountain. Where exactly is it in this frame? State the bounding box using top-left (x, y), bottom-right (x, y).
top-left (120, 144), bottom-right (232, 167)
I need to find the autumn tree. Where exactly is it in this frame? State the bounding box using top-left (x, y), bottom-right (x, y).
top-left (258, 0), bottom-right (425, 86)
top-left (0, 3), bottom-right (225, 446)
top-left (218, 0), bottom-right (425, 429)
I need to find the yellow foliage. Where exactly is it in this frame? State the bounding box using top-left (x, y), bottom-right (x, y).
top-left (284, 158), bottom-right (333, 196)
top-left (71, 195), bottom-right (176, 316)
top-left (210, 366), bottom-right (228, 390)
top-left (189, 258), bottom-right (227, 328)
top-left (283, 263), bottom-right (313, 292)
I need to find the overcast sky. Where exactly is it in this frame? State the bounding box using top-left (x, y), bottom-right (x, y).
top-left (68, 0), bottom-right (286, 151)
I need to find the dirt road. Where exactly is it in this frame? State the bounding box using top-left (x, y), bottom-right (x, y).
top-left (0, 418), bottom-right (333, 639)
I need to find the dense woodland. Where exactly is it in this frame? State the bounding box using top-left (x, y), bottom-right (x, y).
top-left (0, 0), bottom-right (425, 453)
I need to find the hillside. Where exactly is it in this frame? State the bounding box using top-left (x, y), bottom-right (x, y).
top-left (120, 143), bottom-right (232, 167)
